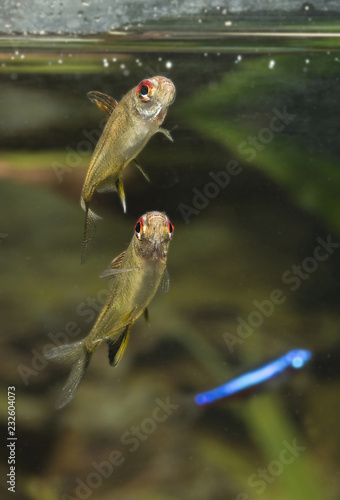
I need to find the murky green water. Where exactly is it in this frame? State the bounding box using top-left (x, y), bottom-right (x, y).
top-left (1, 23), bottom-right (340, 500)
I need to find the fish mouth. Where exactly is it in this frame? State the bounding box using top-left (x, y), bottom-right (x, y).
top-left (165, 86), bottom-right (176, 107)
top-left (168, 89), bottom-right (176, 106)
top-left (158, 77), bottom-right (176, 107)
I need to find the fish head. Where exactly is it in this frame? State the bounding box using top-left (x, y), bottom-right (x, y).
top-left (133, 76), bottom-right (176, 121)
top-left (133, 211), bottom-right (174, 262)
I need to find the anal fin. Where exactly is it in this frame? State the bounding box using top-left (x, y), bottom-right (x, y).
top-left (106, 325), bottom-right (131, 366)
top-left (116, 175), bottom-right (126, 213)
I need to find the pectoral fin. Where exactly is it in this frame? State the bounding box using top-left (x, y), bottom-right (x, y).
top-left (100, 251), bottom-right (140, 280)
top-left (100, 266), bottom-right (139, 280)
top-left (116, 175), bottom-right (126, 213)
top-left (87, 91), bottom-right (118, 117)
top-left (132, 160), bottom-right (150, 182)
top-left (158, 128), bottom-right (173, 142)
top-left (106, 325), bottom-right (131, 366)
top-left (160, 268), bottom-right (170, 294)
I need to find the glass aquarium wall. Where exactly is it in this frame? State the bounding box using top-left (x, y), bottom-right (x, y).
top-left (1, 2), bottom-right (340, 499)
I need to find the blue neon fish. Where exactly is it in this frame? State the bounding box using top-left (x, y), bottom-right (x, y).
top-left (195, 349), bottom-right (312, 406)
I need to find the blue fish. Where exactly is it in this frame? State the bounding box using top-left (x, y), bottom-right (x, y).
top-left (195, 349), bottom-right (312, 406)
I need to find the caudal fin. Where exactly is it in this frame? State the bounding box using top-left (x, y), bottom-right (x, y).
top-left (45, 341), bottom-right (92, 409)
top-left (80, 200), bottom-right (101, 264)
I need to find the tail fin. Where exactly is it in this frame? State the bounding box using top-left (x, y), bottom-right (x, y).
top-left (80, 199), bottom-right (101, 264)
top-left (45, 341), bottom-right (92, 409)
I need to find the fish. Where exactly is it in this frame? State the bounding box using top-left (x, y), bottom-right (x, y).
top-left (195, 349), bottom-right (312, 405)
top-left (80, 76), bottom-right (176, 263)
top-left (45, 211), bottom-right (174, 409)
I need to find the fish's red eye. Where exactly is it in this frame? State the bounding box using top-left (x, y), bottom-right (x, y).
top-left (167, 219), bottom-right (174, 239)
top-left (136, 80), bottom-right (154, 102)
top-left (135, 218), bottom-right (143, 240)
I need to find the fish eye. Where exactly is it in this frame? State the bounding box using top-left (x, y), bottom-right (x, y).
top-left (136, 80), bottom-right (154, 102)
top-left (167, 219), bottom-right (174, 239)
top-left (135, 218), bottom-right (144, 240)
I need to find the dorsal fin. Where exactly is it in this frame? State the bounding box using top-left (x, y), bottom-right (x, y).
top-left (109, 251), bottom-right (126, 269)
top-left (87, 91), bottom-right (118, 117)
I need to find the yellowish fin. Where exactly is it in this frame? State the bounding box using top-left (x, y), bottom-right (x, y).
top-left (106, 324), bottom-right (131, 366)
top-left (87, 91), bottom-right (118, 117)
top-left (116, 175), bottom-right (126, 213)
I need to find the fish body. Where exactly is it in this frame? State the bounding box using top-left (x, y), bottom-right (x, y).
top-left (46, 211), bottom-right (174, 408)
top-left (81, 76), bottom-right (176, 262)
top-left (195, 349), bottom-right (312, 405)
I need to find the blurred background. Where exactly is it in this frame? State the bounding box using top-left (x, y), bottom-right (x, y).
top-left (1, 2), bottom-right (340, 499)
